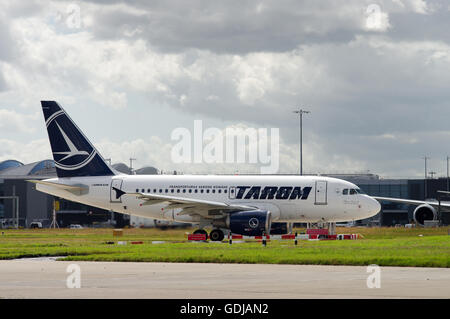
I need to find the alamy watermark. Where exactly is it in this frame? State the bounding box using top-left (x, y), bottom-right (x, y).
top-left (66, 264), bottom-right (81, 289)
top-left (171, 120), bottom-right (280, 174)
top-left (56, 3), bottom-right (81, 29)
top-left (366, 264), bottom-right (381, 289)
top-left (365, 4), bottom-right (389, 31)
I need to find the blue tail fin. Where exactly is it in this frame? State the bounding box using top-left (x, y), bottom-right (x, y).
top-left (41, 101), bottom-right (115, 178)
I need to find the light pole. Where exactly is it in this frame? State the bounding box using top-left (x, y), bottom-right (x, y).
top-left (293, 108), bottom-right (310, 175)
top-left (423, 156), bottom-right (429, 199)
top-left (447, 156), bottom-right (449, 191)
top-left (129, 158), bottom-right (136, 175)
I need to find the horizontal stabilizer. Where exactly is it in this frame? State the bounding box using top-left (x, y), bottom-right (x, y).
top-left (27, 180), bottom-right (88, 192)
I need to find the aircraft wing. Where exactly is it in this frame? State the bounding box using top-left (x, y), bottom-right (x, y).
top-left (373, 196), bottom-right (450, 208)
top-left (117, 188), bottom-right (256, 219)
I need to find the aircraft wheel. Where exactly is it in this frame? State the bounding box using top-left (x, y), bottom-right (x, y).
top-left (209, 229), bottom-right (224, 242)
top-left (193, 229), bottom-right (208, 239)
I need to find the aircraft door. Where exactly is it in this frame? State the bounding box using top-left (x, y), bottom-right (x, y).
top-left (228, 186), bottom-right (236, 199)
top-left (110, 179), bottom-right (123, 203)
top-left (315, 181), bottom-right (328, 205)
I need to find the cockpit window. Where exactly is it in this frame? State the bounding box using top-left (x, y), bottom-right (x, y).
top-left (343, 188), bottom-right (364, 195)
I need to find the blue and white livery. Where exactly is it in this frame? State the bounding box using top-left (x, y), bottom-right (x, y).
top-left (31, 101), bottom-right (382, 240)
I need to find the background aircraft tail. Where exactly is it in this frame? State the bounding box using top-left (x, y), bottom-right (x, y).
top-left (41, 100), bottom-right (115, 178)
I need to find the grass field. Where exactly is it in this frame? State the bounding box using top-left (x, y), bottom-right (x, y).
top-left (0, 227), bottom-right (449, 267)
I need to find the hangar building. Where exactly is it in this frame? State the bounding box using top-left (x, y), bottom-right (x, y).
top-left (0, 159), bottom-right (159, 228)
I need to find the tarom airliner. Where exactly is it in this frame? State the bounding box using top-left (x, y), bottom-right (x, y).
top-left (30, 101), bottom-right (382, 241)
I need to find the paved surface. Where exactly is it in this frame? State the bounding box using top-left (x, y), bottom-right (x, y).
top-left (0, 258), bottom-right (449, 298)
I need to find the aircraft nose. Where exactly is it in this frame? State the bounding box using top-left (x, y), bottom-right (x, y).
top-left (369, 197), bottom-right (381, 216)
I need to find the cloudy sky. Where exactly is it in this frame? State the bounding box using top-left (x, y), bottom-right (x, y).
top-left (1, 0), bottom-right (450, 178)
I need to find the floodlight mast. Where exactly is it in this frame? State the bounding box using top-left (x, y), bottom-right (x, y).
top-left (423, 156), bottom-right (430, 199)
top-left (293, 109), bottom-right (310, 176)
top-left (447, 156), bottom-right (449, 191)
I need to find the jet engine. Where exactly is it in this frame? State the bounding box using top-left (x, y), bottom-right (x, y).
top-left (413, 204), bottom-right (438, 226)
top-left (227, 210), bottom-right (272, 236)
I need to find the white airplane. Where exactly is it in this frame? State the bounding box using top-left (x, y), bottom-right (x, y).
top-left (30, 101), bottom-right (381, 241)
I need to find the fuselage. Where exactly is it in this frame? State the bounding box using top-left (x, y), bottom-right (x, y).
top-left (37, 174), bottom-right (381, 224)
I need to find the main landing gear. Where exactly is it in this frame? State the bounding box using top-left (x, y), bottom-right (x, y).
top-left (209, 229), bottom-right (225, 241)
top-left (193, 228), bottom-right (225, 241)
top-left (193, 229), bottom-right (208, 239)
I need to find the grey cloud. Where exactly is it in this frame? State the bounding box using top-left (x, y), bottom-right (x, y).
top-left (0, 19), bottom-right (16, 62)
top-left (144, 35), bottom-right (450, 146)
top-left (0, 1), bottom-right (42, 63)
top-left (0, 72), bottom-right (7, 92)
top-left (388, 9), bottom-right (450, 44)
top-left (82, 0), bottom-right (450, 54)
top-left (3, 0), bottom-right (450, 178)
top-left (85, 0), bottom-right (369, 54)
top-left (5, 1), bottom-right (44, 18)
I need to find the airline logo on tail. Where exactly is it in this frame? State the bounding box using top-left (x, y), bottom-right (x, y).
top-left (53, 122), bottom-right (89, 161)
top-left (46, 110), bottom-right (96, 171)
top-left (41, 100), bottom-right (114, 177)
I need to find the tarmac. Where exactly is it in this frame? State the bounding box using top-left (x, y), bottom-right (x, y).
top-left (0, 258), bottom-right (449, 298)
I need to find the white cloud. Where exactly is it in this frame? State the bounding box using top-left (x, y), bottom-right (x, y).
top-left (0, 109), bottom-right (39, 133)
top-left (392, 0), bottom-right (432, 14)
top-left (410, 0), bottom-right (431, 14)
top-left (0, 138), bottom-right (52, 163)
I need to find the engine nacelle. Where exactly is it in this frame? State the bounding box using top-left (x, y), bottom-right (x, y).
top-left (413, 204), bottom-right (438, 226)
top-left (228, 210), bottom-right (272, 236)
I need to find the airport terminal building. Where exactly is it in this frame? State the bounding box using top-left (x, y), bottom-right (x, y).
top-left (325, 173), bottom-right (450, 226)
top-left (1, 159), bottom-right (448, 228)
